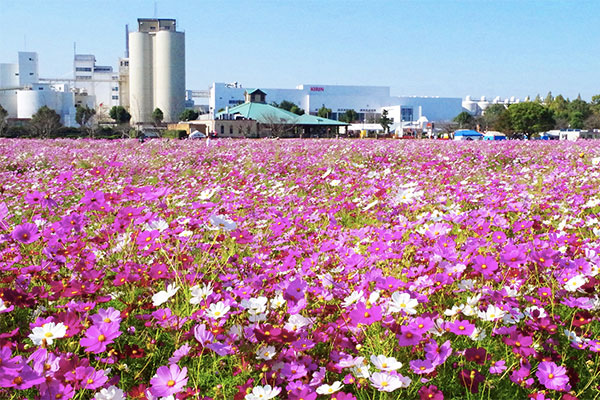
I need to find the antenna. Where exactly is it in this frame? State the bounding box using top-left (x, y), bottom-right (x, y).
top-left (125, 24), bottom-right (129, 58)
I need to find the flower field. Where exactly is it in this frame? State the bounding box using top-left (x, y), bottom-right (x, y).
top-left (1, 138), bottom-right (600, 400)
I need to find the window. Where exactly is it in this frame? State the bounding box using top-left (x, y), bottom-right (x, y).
top-left (38, 87), bottom-right (43, 90)
top-left (229, 126), bottom-right (233, 134)
top-left (112, 87), bottom-right (119, 91)
top-left (76, 67), bottom-right (92, 72)
top-left (401, 107), bottom-right (413, 122)
top-left (112, 96), bottom-right (119, 100)
top-left (29, 73), bottom-right (34, 75)
top-left (220, 125), bottom-right (224, 134)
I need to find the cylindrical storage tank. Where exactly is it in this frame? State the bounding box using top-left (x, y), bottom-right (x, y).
top-left (17, 89), bottom-right (56, 119)
top-left (129, 32), bottom-right (154, 123)
top-left (154, 30), bottom-right (185, 123)
top-left (0, 91), bottom-right (18, 117)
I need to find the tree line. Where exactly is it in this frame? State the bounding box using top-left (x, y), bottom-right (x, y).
top-left (0, 104), bottom-right (203, 138)
top-left (453, 93), bottom-right (600, 137)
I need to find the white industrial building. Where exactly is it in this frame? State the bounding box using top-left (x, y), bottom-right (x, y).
top-left (73, 54), bottom-right (120, 110)
top-left (0, 51), bottom-right (77, 125)
top-left (128, 18), bottom-right (185, 124)
top-left (462, 95), bottom-right (527, 115)
top-left (209, 82), bottom-right (463, 123)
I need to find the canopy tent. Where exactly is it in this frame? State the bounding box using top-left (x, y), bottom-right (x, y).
top-left (483, 131), bottom-right (506, 141)
top-left (454, 129), bottom-right (483, 141)
top-left (189, 130), bottom-right (206, 139)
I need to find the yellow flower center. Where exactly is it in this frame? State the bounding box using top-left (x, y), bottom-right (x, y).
top-left (167, 379), bottom-right (176, 387)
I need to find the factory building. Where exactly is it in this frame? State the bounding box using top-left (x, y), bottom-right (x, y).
top-left (72, 54), bottom-right (120, 110)
top-left (0, 51), bottom-right (77, 125)
top-left (128, 18), bottom-right (185, 124)
top-left (209, 82), bottom-right (463, 123)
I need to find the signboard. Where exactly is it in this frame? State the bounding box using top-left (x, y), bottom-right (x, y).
top-left (310, 87), bottom-right (324, 92)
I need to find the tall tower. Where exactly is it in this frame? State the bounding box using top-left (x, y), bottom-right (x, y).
top-left (128, 18), bottom-right (185, 124)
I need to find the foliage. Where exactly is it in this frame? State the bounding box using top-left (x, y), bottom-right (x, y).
top-left (162, 129), bottom-right (187, 139)
top-left (109, 106), bottom-right (131, 124)
top-left (379, 109), bottom-right (393, 133)
top-left (75, 105), bottom-right (97, 137)
top-left (317, 106), bottom-right (332, 119)
top-left (0, 104), bottom-right (7, 136)
top-left (507, 102), bottom-right (555, 135)
top-left (29, 105), bottom-right (62, 138)
top-left (453, 111), bottom-right (475, 129)
top-left (152, 108), bottom-right (164, 125)
top-left (272, 100), bottom-right (304, 115)
top-left (339, 109), bottom-right (359, 123)
top-left (179, 109), bottom-right (199, 122)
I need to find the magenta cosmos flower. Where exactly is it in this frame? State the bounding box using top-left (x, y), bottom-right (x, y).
top-left (12, 223), bottom-right (40, 244)
top-left (150, 364), bottom-right (189, 397)
top-left (80, 323), bottom-right (122, 354)
top-left (536, 361), bottom-right (570, 391)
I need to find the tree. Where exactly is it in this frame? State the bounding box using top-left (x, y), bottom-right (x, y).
top-left (273, 100), bottom-right (304, 115)
top-left (584, 113), bottom-right (600, 130)
top-left (179, 109), bottom-right (199, 121)
top-left (533, 94), bottom-right (542, 103)
top-left (0, 104), bottom-right (7, 136)
top-left (567, 98), bottom-right (591, 120)
top-left (544, 91), bottom-right (553, 105)
top-left (317, 106), bottom-right (332, 119)
top-left (453, 111), bottom-right (476, 129)
top-left (507, 102), bottom-right (554, 136)
top-left (339, 109), bottom-right (358, 123)
top-left (261, 112), bottom-right (296, 138)
top-left (482, 104), bottom-right (508, 131)
top-left (29, 106), bottom-right (62, 138)
top-left (109, 106), bottom-right (131, 124)
top-left (152, 108), bottom-right (164, 126)
top-left (379, 109), bottom-right (393, 133)
top-left (75, 105), bottom-right (96, 137)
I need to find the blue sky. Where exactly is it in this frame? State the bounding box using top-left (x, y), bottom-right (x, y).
top-left (1, 0), bottom-right (599, 100)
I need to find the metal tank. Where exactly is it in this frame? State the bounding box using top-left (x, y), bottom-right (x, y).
top-left (128, 31), bottom-right (154, 123)
top-left (17, 86), bottom-right (59, 119)
top-left (153, 30), bottom-right (185, 123)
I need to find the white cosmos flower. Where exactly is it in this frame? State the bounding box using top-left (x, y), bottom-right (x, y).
top-left (145, 219), bottom-right (169, 232)
top-left (270, 293), bottom-right (286, 309)
top-left (206, 301), bottom-right (230, 319)
top-left (316, 381), bottom-right (343, 395)
top-left (342, 290), bottom-right (364, 308)
top-left (190, 283), bottom-right (214, 304)
top-left (256, 345), bottom-right (276, 360)
top-left (370, 355), bottom-right (403, 371)
top-left (370, 371), bottom-right (407, 392)
top-left (388, 292), bottom-right (418, 314)
top-left (29, 322), bottom-right (67, 346)
top-left (241, 296), bottom-right (268, 315)
top-left (477, 305), bottom-right (506, 322)
top-left (565, 275), bottom-right (587, 292)
top-left (199, 188), bottom-right (217, 201)
top-left (94, 385), bottom-right (126, 400)
top-left (284, 314), bottom-right (312, 331)
top-left (152, 283), bottom-right (179, 307)
top-left (0, 298), bottom-right (8, 312)
top-left (244, 384), bottom-right (281, 400)
top-left (351, 365), bottom-right (371, 379)
top-left (208, 214), bottom-right (237, 231)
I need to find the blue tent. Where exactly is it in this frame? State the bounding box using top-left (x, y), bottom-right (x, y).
top-left (454, 130), bottom-right (483, 140)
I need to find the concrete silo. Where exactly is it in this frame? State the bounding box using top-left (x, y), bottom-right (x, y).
top-left (128, 18), bottom-right (185, 124)
top-left (154, 30), bottom-right (185, 123)
top-left (129, 31), bottom-right (154, 123)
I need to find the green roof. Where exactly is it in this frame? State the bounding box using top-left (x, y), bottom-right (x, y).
top-left (218, 102), bottom-right (348, 126)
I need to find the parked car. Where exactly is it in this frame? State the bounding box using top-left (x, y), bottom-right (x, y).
top-left (142, 131), bottom-right (161, 139)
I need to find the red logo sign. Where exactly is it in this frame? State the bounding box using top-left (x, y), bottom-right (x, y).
top-left (310, 87), bottom-right (324, 92)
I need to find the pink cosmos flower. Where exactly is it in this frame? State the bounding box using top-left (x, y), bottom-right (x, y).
top-left (536, 361), bottom-right (570, 391)
top-left (149, 364), bottom-right (189, 397)
top-left (80, 323), bottom-right (122, 354)
top-left (448, 320), bottom-right (475, 336)
top-left (12, 223), bottom-right (40, 244)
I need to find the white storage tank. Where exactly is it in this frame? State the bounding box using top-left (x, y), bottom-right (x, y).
top-left (17, 86), bottom-right (60, 119)
top-left (153, 30), bottom-right (185, 123)
top-left (129, 31), bottom-right (154, 123)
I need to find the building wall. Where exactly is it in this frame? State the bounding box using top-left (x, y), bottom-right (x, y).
top-left (168, 119), bottom-right (258, 137)
top-left (153, 30), bottom-right (185, 123)
top-left (73, 54), bottom-right (120, 110)
top-left (210, 82), bottom-right (462, 122)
